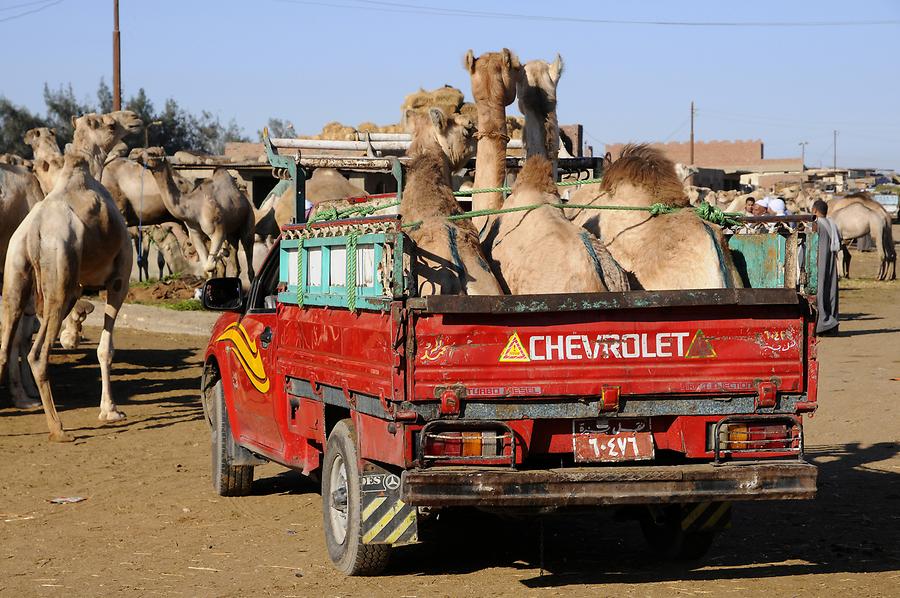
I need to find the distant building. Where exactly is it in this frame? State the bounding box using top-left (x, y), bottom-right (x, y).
top-left (605, 139), bottom-right (803, 190)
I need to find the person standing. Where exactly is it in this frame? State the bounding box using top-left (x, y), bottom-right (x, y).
top-left (811, 200), bottom-right (840, 335)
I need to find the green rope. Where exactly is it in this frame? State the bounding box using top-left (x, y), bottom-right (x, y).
top-left (308, 200), bottom-right (402, 224)
top-left (694, 201), bottom-right (741, 227)
top-left (345, 230), bottom-right (359, 312)
top-left (295, 235), bottom-right (305, 306)
top-left (452, 177), bottom-right (603, 197)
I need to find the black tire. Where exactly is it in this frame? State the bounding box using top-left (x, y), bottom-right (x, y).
top-left (210, 379), bottom-right (253, 497)
top-left (322, 419), bottom-right (390, 576)
top-left (640, 504), bottom-right (717, 561)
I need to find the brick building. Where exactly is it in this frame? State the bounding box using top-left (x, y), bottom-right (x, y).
top-left (605, 139), bottom-right (804, 190)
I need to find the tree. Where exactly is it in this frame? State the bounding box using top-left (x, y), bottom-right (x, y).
top-left (258, 117), bottom-right (295, 140)
top-left (0, 97), bottom-right (47, 157)
top-left (0, 81), bottom-right (249, 157)
top-left (42, 83), bottom-right (93, 142)
top-left (97, 78), bottom-right (113, 114)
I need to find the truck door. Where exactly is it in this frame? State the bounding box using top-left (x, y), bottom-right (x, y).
top-left (221, 250), bottom-right (284, 453)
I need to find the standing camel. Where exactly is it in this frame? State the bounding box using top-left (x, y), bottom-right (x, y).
top-left (0, 111), bottom-right (141, 441)
top-left (829, 192), bottom-right (896, 280)
top-left (569, 144), bottom-right (741, 290)
top-left (488, 155), bottom-right (628, 294)
top-left (133, 148), bottom-right (256, 282)
top-left (517, 54), bottom-right (564, 179)
top-left (464, 48), bottom-right (522, 232)
top-left (0, 162), bottom-right (44, 407)
top-left (401, 108), bottom-right (502, 295)
top-left (831, 202), bottom-right (896, 280)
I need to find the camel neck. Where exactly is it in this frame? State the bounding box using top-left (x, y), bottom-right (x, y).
top-left (521, 102), bottom-right (559, 179)
top-left (147, 161), bottom-right (187, 219)
top-left (472, 135), bottom-right (507, 213)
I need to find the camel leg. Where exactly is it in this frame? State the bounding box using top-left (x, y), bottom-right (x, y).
top-left (186, 227), bottom-right (213, 275)
top-left (239, 210), bottom-right (257, 284)
top-left (27, 263), bottom-right (78, 442)
top-left (0, 253), bottom-right (40, 409)
top-left (206, 229), bottom-right (228, 276)
top-left (97, 247), bottom-right (132, 423)
top-left (838, 246), bottom-right (850, 279)
top-left (11, 314), bottom-right (41, 409)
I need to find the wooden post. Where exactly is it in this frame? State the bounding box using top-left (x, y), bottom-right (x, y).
top-left (113, 0), bottom-right (121, 111)
top-left (689, 101), bottom-right (695, 165)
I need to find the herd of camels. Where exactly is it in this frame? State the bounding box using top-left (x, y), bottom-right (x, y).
top-left (0, 48), bottom-right (896, 441)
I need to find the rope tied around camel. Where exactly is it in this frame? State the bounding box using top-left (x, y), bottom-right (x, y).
top-left (308, 196), bottom-right (741, 229)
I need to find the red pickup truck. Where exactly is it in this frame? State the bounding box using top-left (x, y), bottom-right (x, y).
top-left (200, 213), bottom-right (819, 575)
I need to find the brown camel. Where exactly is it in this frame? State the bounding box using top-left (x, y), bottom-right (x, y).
top-left (133, 148), bottom-right (256, 282)
top-left (401, 108), bottom-right (501, 295)
top-left (517, 54), bottom-right (564, 179)
top-left (569, 144), bottom-right (741, 290)
top-left (831, 201), bottom-right (896, 280)
top-left (488, 155), bottom-right (627, 294)
top-left (0, 111), bottom-right (141, 441)
top-left (0, 162), bottom-right (44, 407)
top-left (464, 48), bottom-right (522, 231)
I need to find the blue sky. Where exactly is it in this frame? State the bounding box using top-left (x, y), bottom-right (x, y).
top-left (3, 0), bottom-right (899, 169)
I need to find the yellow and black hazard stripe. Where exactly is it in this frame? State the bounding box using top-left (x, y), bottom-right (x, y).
top-left (361, 495), bottom-right (418, 545)
top-left (681, 501), bottom-right (732, 533)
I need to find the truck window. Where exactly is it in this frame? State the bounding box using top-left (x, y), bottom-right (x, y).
top-left (248, 252), bottom-right (280, 312)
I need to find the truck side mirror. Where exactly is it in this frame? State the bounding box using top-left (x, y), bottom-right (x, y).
top-left (201, 277), bottom-right (244, 311)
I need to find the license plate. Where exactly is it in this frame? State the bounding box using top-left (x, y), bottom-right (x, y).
top-left (573, 419), bottom-right (654, 463)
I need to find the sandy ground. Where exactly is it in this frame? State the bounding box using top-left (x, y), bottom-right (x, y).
top-left (1, 248), bottom-right (898, 597)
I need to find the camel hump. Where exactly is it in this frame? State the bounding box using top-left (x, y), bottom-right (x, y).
top-left (513, 155), bottom-right (557, 196)
top-left (601, 143), bottom-right (687, 206)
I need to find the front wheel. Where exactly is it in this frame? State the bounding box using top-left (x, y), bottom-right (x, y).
top-left (322, 419), bottom-right (390, 575)
top-left (210, 379), bottom-right (253, 496)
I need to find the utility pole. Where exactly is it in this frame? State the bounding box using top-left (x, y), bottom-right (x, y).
top-left (689, 101), bottom-right (695, 165)
top-left (833, 130), bottom-right (838, 172)
top-left (798, 141), bottom-right (808, 189)
top-left (113, 0), bottom-right (121, 111)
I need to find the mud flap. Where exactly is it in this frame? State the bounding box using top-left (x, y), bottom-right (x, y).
top-left (680, 501), bottom-right (732, 532)
top-left (359, 464), bottom-right (418, 546)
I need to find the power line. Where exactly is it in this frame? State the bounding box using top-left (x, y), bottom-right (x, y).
top-left (0, 0), bottom-right (54, 12)
top-left (275, 0), bottom-right (900, 27)
top-left (662, 118), bottom-right (690, 143)
top-left (0, 0), bottom-right (62, 23)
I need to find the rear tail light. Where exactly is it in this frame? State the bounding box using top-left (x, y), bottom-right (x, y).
top-left (420, 422), bottom-right (515, 467)
top-left (713, 416), bottom-right (803, 462)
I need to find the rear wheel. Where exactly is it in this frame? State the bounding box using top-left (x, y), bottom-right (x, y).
top-left (210, 379), bottom-right (253, 496)
top-left (322, 419), bottom-right (390, 575)
top-left (640, 504), bottom-right (719, 561)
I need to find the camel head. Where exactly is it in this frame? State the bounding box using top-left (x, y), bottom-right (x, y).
top-left (131, 146), bottom-right (168, 170)
top-left (517, 54), bottom-right (564, 114)
top-left (23, 127), bottom-right (59, 153)
top-left (464, 48), bottom-right (522, 107)
top-left (406, 107), bottom-right (476, 172)
top-left (71, 110), bottom-right (143, 156)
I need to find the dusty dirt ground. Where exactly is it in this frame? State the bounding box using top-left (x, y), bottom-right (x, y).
top-left (1, 246), bottom-right (898, 597)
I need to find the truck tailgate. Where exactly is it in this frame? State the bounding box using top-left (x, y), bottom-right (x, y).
top-left (409, 289), bottom-right (809, 402)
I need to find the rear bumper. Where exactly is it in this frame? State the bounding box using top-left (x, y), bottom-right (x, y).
top-left (401, 461), bottom-right (817, 507)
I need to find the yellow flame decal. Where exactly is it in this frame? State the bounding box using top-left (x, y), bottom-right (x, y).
top-left (216, 322), bottom-right (270, 393)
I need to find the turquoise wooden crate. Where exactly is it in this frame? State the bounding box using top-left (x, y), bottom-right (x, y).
top-left (279, 225), bottom-right (406, 311)
top-left (727, 230), bottom-right (818, 293)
